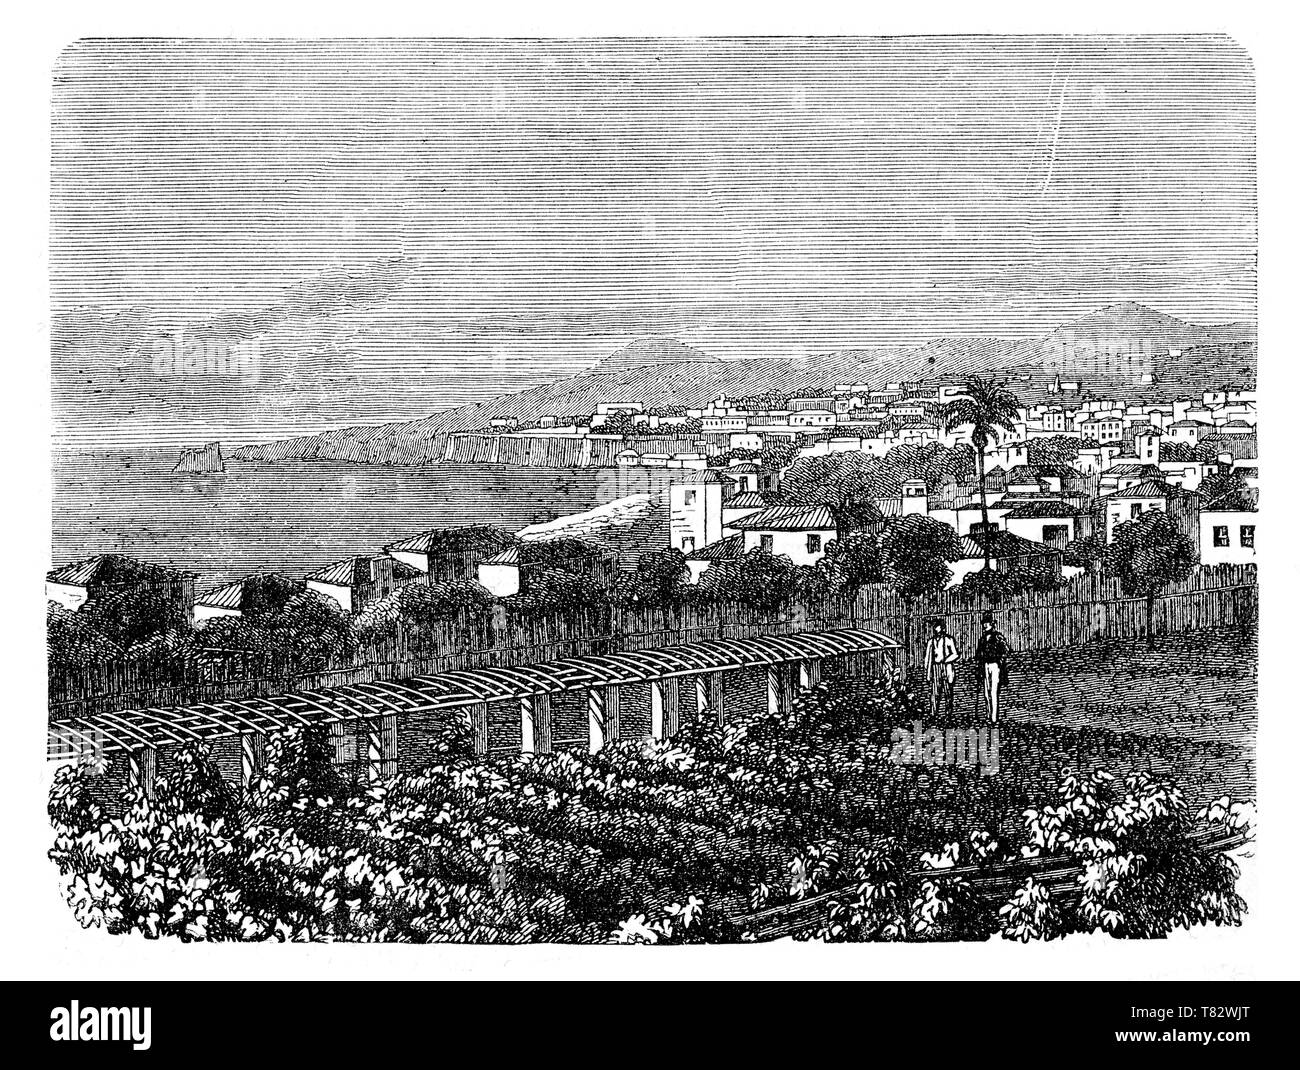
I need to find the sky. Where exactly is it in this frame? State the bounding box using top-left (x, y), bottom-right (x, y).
top-left (50, 36), bottom-right (1257, 449)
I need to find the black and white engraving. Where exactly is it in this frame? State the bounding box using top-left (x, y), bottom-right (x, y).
top-left (47, 36), bottom-right (1255, 944)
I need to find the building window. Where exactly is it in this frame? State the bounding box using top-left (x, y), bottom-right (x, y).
top-left (684, 490), bottom-right (696, 506)
top-left (1130, 504), bottom-right (1142, 519)
top-left (806, 533), bottom-right (822, 554)
top-left (760, 534), bottom-right (774, 553)
top-left (1042, 524), bottom-right (1069, 549)
top-left (1240, 525), bottom-right (1255, 548)
top-left (682, 537), bottom-right (695, 554)
top-left (1213, 525), bottom-right (1229, 547)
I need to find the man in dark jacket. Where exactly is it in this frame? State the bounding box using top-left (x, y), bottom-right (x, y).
top-left (974, 611), bottom-right (1010, 723)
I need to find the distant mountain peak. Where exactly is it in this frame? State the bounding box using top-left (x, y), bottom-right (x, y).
top-left (1058, 302), bottom-right (1196, 333)
top-left (594, 337), bottom-right (720, 370)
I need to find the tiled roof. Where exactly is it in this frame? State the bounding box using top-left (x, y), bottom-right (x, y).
top-left (731, 502), bottom-right (882, 532)
top-left (482, 546), bottom-right (521, 566)
top-left (385, 526), bottom-right (516, 555)
top-left (1101, 463), bottom-right (1161, 479)
top-left (47, 554), bottom-right (192, 587)
top-left (724, 491), bottom-right (773, 510)
top-left (730, 504), bottom-right (839, 532)
top-left (196, 579), bottom-right (246, 610)
top-left (1005, 466), bottom-right (1040, 483)
top-left (1099, 480), bottom-right (1179, 500)
top-left (958, 530), bottom-right (1056, 560)
top-left (723, 462), bottom-right (761, 474)
top-left (306, 557), bottom-right (369, 587)
top-left (1002, 501), bottom-right (1087, 519)
top-left (686, 534), bottom-right (744, 561)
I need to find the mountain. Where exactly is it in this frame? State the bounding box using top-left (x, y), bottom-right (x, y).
top-left (230, 304), bottom-right (1255, 466)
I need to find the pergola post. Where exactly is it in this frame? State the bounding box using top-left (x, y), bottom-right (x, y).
top-left (366, 714), bottom-right (398, 783)
top-left (521, 693), bottom-right (552, 755)
top-left (588, 687), bottom-right (611, 753)
top-left (799, 657), bottom-right (822, 691)
top-left (470, 702), bottom-right (490, 756)
top-left (767, 664), bottom-right (796, 715)
top-left (650, 678), bottom-right (679, 740)
top-left (239, 731), bottom-right (265, 800)
top-left (695, 672), bottom-right (724, 727)
top-left (127, 745), bottom-right (157, 801)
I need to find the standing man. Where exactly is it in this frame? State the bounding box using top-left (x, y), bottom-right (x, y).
top-left (974, 610), bottom-right (1010, 723)
top-left (923, 618), bottom-right (959, 719)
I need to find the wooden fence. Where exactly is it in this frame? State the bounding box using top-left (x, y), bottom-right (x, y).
top-left (49, 564), bottom-right (1257, 720)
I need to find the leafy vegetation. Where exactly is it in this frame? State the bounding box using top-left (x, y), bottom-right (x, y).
top-left (49, 670), bottom-right (1248, 943)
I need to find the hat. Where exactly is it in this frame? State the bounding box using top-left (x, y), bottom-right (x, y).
top-left (981, 611), bottom-right (995, 624)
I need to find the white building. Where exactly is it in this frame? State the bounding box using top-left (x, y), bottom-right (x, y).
top-left (728, 504), bottom-right (860, 566)
top-left (668, 472), bottom-right (725, 556)
top-left (1199, 508), bottom-right (1257, 566)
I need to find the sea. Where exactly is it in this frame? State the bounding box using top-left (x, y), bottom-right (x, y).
top-left (51, 449), bottom-right (652, 590)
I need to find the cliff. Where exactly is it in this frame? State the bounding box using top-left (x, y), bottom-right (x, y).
top-left (173, 441), bottom-right (225, 474)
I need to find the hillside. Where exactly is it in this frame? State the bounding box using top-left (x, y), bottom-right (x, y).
top-left (517, 492), bottom-right (670, 555)
top-left (231, 305), bottom-right (1255, 466)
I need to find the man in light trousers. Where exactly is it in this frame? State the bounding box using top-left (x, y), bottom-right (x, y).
top-left (923, 618), bottom-right (959, 719)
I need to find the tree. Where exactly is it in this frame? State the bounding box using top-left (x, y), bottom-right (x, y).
top-left (880, 515), bottom-right (963, 598)
top-left (941, 378), bottom-right (1023, 571)
top-left (1104, 511), bottom-right (1197, 650)
top-left (615, 549), bottom-right (689, 606)
top-left (1196, 468), bottom-right (1254, 511)
top-left (818, 533), bottom-right (883, 596)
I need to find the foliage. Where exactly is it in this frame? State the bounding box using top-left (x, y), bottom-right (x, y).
top-left (50, 672), bottom-right (1248, 945)
top-left (1061, 534), bottom-right (1105, 572)
top-left (942, 376), bottom-right (1023, 571)
top-left (1160, 440), bottom-right (1197, 463)
top-left (881, 515), bottom-right (963, 597)
top-left (613, 549), bottom-right (689, 606)
top-left (196, 585), bottom-right (356, 664)
top-left (1105, 512), bottom-right (1197, 597)
top-left (817, 533), bottom-right (884, 595)
top-left (1196, 468), bottom-right (1254, 511)
top-left (1026, 436), bottom-right (1083, 467)
top-left (354, 579), bottom-right (495, 642)
top-left (693, 548), bottom-right (823, 610)
top-left (782, 444), bottom-right (975, 506)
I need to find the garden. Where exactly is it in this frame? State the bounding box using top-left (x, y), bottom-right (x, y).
top-left (48, 662), bottom-right (1251, 944)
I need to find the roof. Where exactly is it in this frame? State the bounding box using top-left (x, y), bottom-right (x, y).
top-left (1033, 464), bottom-right (1076, 479)
top-left (723, 462), bottom-right (761, 475)
top-left (47, 554), bottom-right (193, 587)
top-left (1099, 480), bottom-right (1179, 500)
top-left (1169, 420), bottom-right (1210, 429)
top-left (730, 504), bottom-right (839, 532)
top-left (195, 579), bottom-right (246, 610)
top-left (47, 627), bottom-right (901, 760)
top-left (730, 502), bottom-right (882, 533)
top-left (668, 469), bottom-right (725, 484)
top-left (1002, 502), bottom-right (1087, 519)
top-left (1129, 424), bottom-right (1161, 436)
top-left (724, 491), bottom-right (773, 510)
top-left (1004, 466), bottom-right (1040, 484)
top-left (686, 533), bottom-right (744, 561)
top-left (958, 530), bottom-right (1057, 560)
top-left (305, 557), bottom-right (369, 587)
top-left (482, 546), bottom-right (521, 566)
top-left (384, 525), bottom-right (516, 555)
top-left (1101, 464), bottom-right (1161, 479)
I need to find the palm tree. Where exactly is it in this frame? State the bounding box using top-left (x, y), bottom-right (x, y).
top-left (941, 376), bottom-right (1023, 572)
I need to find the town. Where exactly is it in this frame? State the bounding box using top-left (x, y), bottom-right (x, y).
top-left (47, 372), bottom-right (1258, 626)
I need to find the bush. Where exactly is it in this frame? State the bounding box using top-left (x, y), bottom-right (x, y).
top-left (49, 676), bottom-right (1248, 944)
